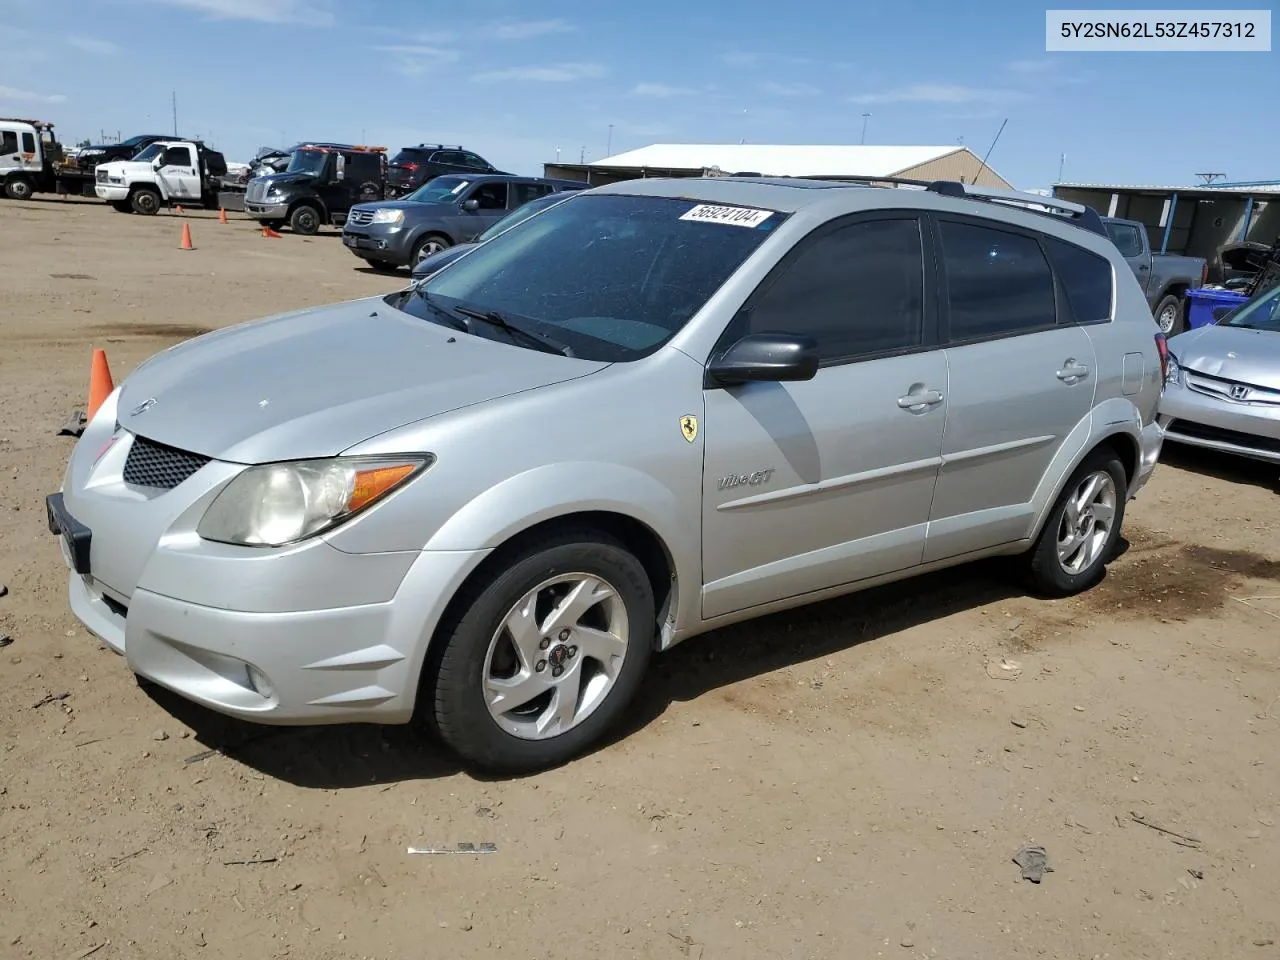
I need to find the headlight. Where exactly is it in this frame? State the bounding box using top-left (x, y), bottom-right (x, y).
top-left (371, 208), bottom-right (404, 225)
top-left (197, 455), bottom-right (432, 547)
top-left (1164, 353), bottom-right (1182, 387)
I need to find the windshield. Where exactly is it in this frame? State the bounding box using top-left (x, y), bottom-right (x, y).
top-left (406, 193), bottom-right (786, 361)
top-left (132, 144), bottom-right (163, 162)
top-left (286, 149), bottom-right (329, 176)
top-left (476, 193), bottom-right (570, 243)
top-left (121, 135), bottom-right (152, 148)
top-left (405, 176), bottom-right (470, 204)
top-left (1219, 283), bottom-right (1280, 332)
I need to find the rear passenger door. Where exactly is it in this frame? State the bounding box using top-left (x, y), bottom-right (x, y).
top-left (700, 212), bottom-right (949, 619)
top-left (922, 215), bottom-right (1099, 563)
top-left (511, 181), bottom-right (553, 209)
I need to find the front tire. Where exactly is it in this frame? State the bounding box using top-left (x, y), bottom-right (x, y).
top-left (4, 176), bottom-right (34, 200)
top-left (413, 233), bottom-right (451, 266)
top-left (1022, 448), bottom-right (1128, 597)
top-left (130, 187), bottom-right (161, 215)
top-left (431, 530), bottom-right (655, 773)
top-left (289, 204), bottom-right (321, 235)
top-left (1154, 293), bottom-right (1185, 335)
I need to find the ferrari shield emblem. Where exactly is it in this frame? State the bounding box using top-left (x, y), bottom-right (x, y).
top-left (680, 415), bottom-right (698, 443)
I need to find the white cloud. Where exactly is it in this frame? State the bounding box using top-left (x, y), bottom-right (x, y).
top-left (849, 83), bottom-right (1028, 105)
top-left (146, 0), bottom-right (333, 26)
top-left (630, 82), bottom-right (693, 98)
top-left (68, 36), bottom-right (120, 55)
top-left (376, 44), bottom-right (460, 77)
top-left (0, 85), bottom-right (66, 103)
top-left (759, 80), bottom-right (819, 97)
top-left (472, 62), bottom-right (604, 83)
top-left (491, 18), bottom-right (575, 40)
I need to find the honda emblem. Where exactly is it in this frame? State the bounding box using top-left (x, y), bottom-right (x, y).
top-left (1228, 384), bottom-right (1250, 401)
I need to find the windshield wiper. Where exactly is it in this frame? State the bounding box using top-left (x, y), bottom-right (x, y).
top-left (450, 303), bottom-right (576, 358)
top-left (408, 289), bottom-right (469, 333)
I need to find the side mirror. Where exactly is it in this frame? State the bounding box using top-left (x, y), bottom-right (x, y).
top-left (706, 332), bottom-right (820, 386)
top-left (462, 198), bottom-right (480, 211)
top-left (152, 157), bottom-right (164, 169)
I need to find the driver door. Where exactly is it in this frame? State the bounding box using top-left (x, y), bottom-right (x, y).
top-left (454, 181), bottom-right (511, 241)
top-left (156, 145), bottom-right (199, 200)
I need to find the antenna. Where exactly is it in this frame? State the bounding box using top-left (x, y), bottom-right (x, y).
top-left (860, 112), bottom-right (871, 144)
top-left (1194, 172), bottom-right (1226, 185)
top-left (607, 123), bottom-right (613, 157)
top-left (972, 117), bottom-right (1007, 187)
top-left (1058, 152), bottom-right (1065, 182)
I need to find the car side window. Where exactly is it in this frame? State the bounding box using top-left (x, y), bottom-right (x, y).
top-left (21, 132), bottom-right (36, 154)
top-left (512, 182), bottom-right (551, 206)
top-left (745, 217), bottom-right (926, 362)
top-left (1044, 237), bottom-right (1113, 325)
top-left (471, 182), bottom-right (508, 210)
top-left (939, 220), bottom-right (1057, 341)
top-left (1, 131), bottom-right (18, 156)
top-left (162, 146), bottom-right (193, 167)
top-left (1105, 223), bottom-right (1145, 258)
top-left (461, 152), bottom-right (489, 170)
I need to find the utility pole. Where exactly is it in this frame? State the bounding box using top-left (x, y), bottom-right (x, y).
top-left (579, 145), bottom-right (585, 164)
top-left (607, 124), bottom-right (613, 157)
top-left (1057, 152), bottom-right (1065, 182)
top-left (860, 112), bottom-right (871, 144)
top-left (171, 91), bottom-right (178, 136)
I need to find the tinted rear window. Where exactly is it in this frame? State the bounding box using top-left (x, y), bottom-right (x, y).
top-left (411, 194), bottom-right (786, 361)
top-left (940, 220), bottom-right (1058, 340)
top-left (1044, 237), bottom-right (1113, 324)
top-left (1105, 221), bottom-right (1145, 258)
top-left (391, 149), bottom-right (428, 165)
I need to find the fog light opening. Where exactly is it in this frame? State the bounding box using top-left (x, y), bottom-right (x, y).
top-left (246, 664), bottom-right (276, 700)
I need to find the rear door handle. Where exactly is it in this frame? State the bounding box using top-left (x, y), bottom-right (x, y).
top-left (1057, 360), bottom-right (1090, 383)
top-left (897, 388), bottom-right (944, 411)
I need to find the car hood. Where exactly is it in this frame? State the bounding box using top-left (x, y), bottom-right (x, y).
top-left (97, 159), bottom-right (155, 176)
top-left (114, 297), bottom-right (609, 464)
top-left (1170, 324), bottom-right (1280, 389)
top-left (252, 172), bottom-right (316, 191)
top-left (349, 198), bottom-right (456, 215)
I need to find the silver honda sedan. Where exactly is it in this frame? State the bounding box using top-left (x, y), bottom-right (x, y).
top-left (1159, 282), bottom-right (1280, 464)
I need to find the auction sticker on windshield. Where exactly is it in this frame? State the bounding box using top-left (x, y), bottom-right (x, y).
top-left (679, 204), bottom-right (775, 228)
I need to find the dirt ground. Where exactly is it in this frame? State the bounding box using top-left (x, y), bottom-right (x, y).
top-left (2, 196), bottom-right (1279, 960)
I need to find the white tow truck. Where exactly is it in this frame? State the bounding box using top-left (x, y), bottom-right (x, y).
top-left (94, 139), bottom-right (229, 214)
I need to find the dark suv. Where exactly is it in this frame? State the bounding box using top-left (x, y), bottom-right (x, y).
top-left (386, 144), bottom-right (506, 197)
top-left (342, 173), bottom-right (584, 271)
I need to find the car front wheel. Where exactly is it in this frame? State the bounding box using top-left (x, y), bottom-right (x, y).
top-left (430, 530), bottom-right (655, 773)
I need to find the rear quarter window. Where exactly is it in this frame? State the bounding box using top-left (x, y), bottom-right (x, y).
top-left (1044, 237), bottom-right (1114, 324)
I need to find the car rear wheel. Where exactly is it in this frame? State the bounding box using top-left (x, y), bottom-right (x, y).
top-left (413, 234), bottom-right (451, 266)
top-left (429, 530), bottom-right (654, 773)
top-left (1154, 293), bottom-right (1185, 335)
top-left (1022, 448), bottom-right (1128, 597)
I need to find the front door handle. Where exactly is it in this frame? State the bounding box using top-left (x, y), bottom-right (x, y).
top-left (897, 388), bottom-right (944, 411)
top-left (1056, 360), bottom-right (1090, 383)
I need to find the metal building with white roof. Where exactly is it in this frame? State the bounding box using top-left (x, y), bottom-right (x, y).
top-left (544, 143), bottom-right (1013, 189)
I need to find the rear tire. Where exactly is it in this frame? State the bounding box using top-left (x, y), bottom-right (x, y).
top-left (1021, 448), bottom-right (1128, 598)
top-left (4, 176), bottom-right (34, 200)
top-left (1154, 293), bottom-right (1185, 336)
top-left (430, 530), bottom-right (655, 773)
top-left (289, 204), bottom-right (322, 235)
top-left (130, 187), bottom-right (161, 215)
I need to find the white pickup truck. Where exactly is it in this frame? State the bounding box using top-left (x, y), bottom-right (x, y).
top-left (94, 139), bottom-right (229, 215)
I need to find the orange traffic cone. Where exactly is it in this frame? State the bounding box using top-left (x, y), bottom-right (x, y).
top-left (218, 208), bottom-right (228, 224)
top-left (180, 222), bottom-right (194, 250)
top-left (262, 226), bottom-right (282, 238)
top-left (175, 205), bottom-right (184, 214)
top-left (87, 349), bottom-right (114, 422)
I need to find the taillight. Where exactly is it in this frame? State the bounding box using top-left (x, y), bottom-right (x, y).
top-left (1155, 332), bottom-right (1170, 382)
top-left (400, 162), bottom-right (418, 172)
top-left (1202, 262), bottom-right (1209, 284)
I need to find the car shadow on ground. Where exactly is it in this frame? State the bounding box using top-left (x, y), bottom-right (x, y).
top-left (1158, 442), bottom-right (1278, 493)
top-left (142, 559), bottom-right (1027, 789)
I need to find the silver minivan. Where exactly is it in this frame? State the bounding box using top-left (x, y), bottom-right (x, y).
top-left (48, 177), bottom-right (1166, 772)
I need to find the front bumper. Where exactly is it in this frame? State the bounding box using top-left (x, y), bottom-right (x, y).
top-left (341, 228), bottom-right (412, 265)
top-left (244, 200), bottom-right (289, 219)
top-left (49, 403), bottom-right (491, 724)
top-left (1158, 379), bottom-right (1280, 465)
top-left (95, 184), bottom-right (128, 201)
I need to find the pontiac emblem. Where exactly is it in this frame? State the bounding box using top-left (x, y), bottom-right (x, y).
top-left (130, 397), bottom-right (158, 416)
top-left (680, 415), bottom-right (698, 443)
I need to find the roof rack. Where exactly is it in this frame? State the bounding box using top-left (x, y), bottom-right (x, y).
top-left (828, 175), bottom-right (1107, 237)
top-left (416, 143), bottom-right (464, 149)
top-left (296, 143), bottom-right (387, 154)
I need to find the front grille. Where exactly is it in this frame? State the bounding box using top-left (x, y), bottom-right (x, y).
top-left (245, 180), bottom-right (267, 203)
top-left (1166, 419), bottom-right (1280, 456)
top-left (95, 169), bottom-right (107, 183)
top-left (122, 435), bottom-right (211, 490)
top-left (346, 209), bottom-right (374, 225)
top-left (1184, 370), bottom-right (1280, 406)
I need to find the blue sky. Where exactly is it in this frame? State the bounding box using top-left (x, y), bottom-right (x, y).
top-left (1, 0), bottom-right (1275, 190)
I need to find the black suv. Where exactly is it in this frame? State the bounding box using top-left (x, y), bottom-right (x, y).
top-left (386, 144), bottom-right (506, 197)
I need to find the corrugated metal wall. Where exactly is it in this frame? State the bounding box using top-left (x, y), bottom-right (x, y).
top-left (896, 151), bottom-right (1012, 188)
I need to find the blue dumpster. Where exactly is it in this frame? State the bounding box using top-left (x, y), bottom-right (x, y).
top-left (1185, 287), bottom-right (1248, 329)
